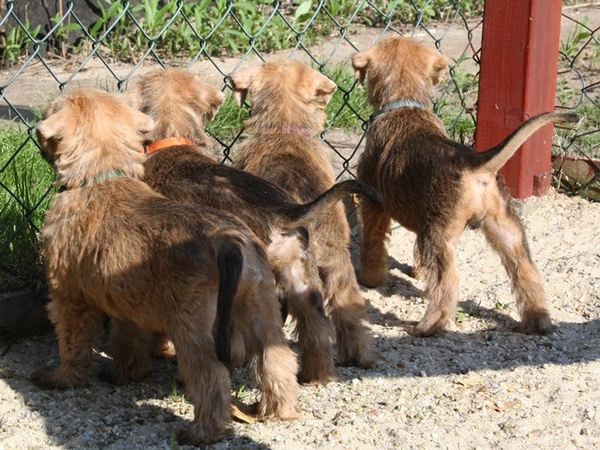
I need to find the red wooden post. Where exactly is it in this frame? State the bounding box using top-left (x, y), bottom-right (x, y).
top-left (475, 0), bottom-right (563, 198)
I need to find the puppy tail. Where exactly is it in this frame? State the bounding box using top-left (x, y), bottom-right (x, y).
top-left (477, 112), bottom-right (579, 173)
top-left (275, 179), bottom-right (382, 228)
top-left (212, 231), bottom-right (245, 364)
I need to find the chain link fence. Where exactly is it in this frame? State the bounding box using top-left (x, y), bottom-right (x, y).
top-left (0, 1), bottom-right (598, 299)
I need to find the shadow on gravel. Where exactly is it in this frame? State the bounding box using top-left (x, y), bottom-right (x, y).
top-left (0, 337), bottom-right (273, 449)
top-left (362, 297), bottom-right (600, 380)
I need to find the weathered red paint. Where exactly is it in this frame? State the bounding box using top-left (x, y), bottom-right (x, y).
top-left (475, 0), bottom-right (563, 198)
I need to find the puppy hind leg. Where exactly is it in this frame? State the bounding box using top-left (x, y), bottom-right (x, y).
top-left (240, 286), bottom-right (300, 421)
top-left (410, 231), bottom-right (460, 337)
top-left (358, 198), bottom-right (392, 287)
top-left (32, 296), bottom-right (104, 388)
top-left (172, 327), bottom-right (232, 446)
top-left (324, 263), bottom-right (380, 368)
top-left (268, 228), bottom-right (338, 383)
top-left (288, 289), bottom-right (339, 384)
top-left (482, 209), bottom-right (553, 334)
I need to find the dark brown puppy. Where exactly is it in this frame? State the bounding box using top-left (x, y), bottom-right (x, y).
top-left (230, 59), bottom-right (380, 368)
top-left (126, 68), bottom-right (381, 383)
top-left (352, 36), bottom-right (579, 336)
top-left (32, 88), bottom-right (299, 446)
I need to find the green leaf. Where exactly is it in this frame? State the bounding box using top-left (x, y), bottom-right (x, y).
top-left (295, 1), bottom-right (312, 22)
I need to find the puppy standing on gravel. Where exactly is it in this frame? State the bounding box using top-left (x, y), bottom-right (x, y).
top-left (230, 60), bottom-right (380, 368)
top-left (351, 36), bottom-right (579, 336)
top-left (32, 88), bottom-right (299, 446)
top-left (126, 68), bottom-right (381, 383)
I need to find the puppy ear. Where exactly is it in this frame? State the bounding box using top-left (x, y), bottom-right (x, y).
top-left (132, 109), bottom-right (155, 137)
top-left (122, 84), bottom-right (142, 110)
top-left (205, 88), bottom-right (226, 121)
top-left (351, 50), bottom-right (371, 84)
top-left (314, 73), bottom-right (337, 107)
top-left (429, 52), bottom-right (450, 86)
top-left (36, 109), bottom-right (67, 140)
top-left (229, 66), bottom-right (262, 106)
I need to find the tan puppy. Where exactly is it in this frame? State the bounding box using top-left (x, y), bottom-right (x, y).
top-left (32, 88), bottom-right (299, 446)
top-left (230, 59), bottom-right (380, 368)
top-left (352, 36), bottom-right (579, 336)
top-left (126, 68), bottom-right (382, 383)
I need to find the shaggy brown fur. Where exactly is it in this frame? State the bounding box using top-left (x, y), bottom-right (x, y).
top-left (32, 88), bottom-right (299, 446)
top-left (229, 59), bottom-right (380, 368)
top-left (351, 36), bottom-right (579, 336)
top-left (126, 68), bottom-right (381, 383)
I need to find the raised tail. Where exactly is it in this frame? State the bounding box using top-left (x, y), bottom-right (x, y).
top-left (477, 112), bottom-right (579, 173)
top-left (275, 179), bottom-right (382, 228)
top-left (212, 230), bottom-right (244, 364)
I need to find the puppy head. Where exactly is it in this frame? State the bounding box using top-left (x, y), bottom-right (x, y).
top-left (126, 68), bottom-right (225, 146)
top-left (37, 88), bottom-right (153, 189)
top-left (229, 59), bottom-right (337, 135)
top-left (352, 36), bottom-right (450, 109)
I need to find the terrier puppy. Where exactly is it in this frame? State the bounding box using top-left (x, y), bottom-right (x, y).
top-left (229, 59), bottom-right (380, 368)
top-left (351, 36), bottom-right (579, 336)
top-left (126, 68), bottom-right (381, 383)
top-left (32, 88), bottom-right (299, 446)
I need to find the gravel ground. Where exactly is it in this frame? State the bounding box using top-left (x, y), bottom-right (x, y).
top-left (1, 190), bottom-right (599, 450)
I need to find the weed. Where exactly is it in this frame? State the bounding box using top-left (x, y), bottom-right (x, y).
top-left (494, 301), bottom-right (510, 311)
top-left (0, 17), bottom-right (41, 67)
top-left (233, 383), bottom-right (249, 401)
top-left (169, 378), bottom-right (184, 402)
top-left (169, 431), bottom-right (179, 450)
top-left (455, 306), bottom-right (468, 323)
top-left (0, 126), bottom-right (55, 291)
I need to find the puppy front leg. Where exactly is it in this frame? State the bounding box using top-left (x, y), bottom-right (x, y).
top-left (100, 319), bottom-right (154, 385)
top-left (358, 197), bottom-right (392, 287)
top-left (32, 295), bottom-right (104, 388)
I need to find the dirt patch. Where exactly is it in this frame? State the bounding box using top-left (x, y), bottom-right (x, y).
top-left (1, 190), bottom-right (599, 450)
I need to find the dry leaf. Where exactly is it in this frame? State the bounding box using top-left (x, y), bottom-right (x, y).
top-left (491, 399), bottom-right (521, 412)
top-left (231, 398), bottom-right (257, 424)
top-left (457, 374), bottom-right (483, 387)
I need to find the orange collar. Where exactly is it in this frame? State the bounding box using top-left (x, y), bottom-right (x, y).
top-left (143, 137), bottom-right (196, 155)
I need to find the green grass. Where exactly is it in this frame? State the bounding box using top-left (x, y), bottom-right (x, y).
top-left (0, 126), bottom-right (56, 291)
top-left (325, 63), bottom-right (372, 132)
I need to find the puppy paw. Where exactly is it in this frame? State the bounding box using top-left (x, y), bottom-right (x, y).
top-left (176, 425), bottom-right (230, 446)
top-left (298, 368), bottom-right (340, 385)
top-left (31, 366), bottom-right (61, 389)
top-left (337, 346), bottom-right (381, 369)
top-left (407, 321), bottom-right (446, 337)
top-left (31, 366), bottom-right (85, 389)
top-left (356, 270), bottom-right (387, 288)
top-left (519, 311), bottom-right (555, 335)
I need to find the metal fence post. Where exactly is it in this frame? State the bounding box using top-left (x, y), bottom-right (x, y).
top-left (475, 0), bottom-right (563, 198)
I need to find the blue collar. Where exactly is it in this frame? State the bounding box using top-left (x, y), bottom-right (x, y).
top-left (370, 99), bottom-right (426, 122)
top-left (58, 170), bottom-right (127, 192)
top-left (88, 170), bottom-right (126, 185)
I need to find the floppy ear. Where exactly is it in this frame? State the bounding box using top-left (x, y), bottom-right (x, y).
top-left (314, 73), bottom-right (337, 107)
top-left (36, 109), bottom-right (67, 140)
top-left (351, 50), bottom-right (372, 84)
top-left (205, 88), bottom-right (226, 121)
top-left (131, 109), bottom-right (155, 137)
top-left (122, 84), bottom-right (142, 110)
top-left (229, 66), bottom-right (260, 106)
top-left (428, 52), bottom-right (450, 86)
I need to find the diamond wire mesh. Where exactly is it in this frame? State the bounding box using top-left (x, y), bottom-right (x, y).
top-left (0, 0), bottom-right (597, 294)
